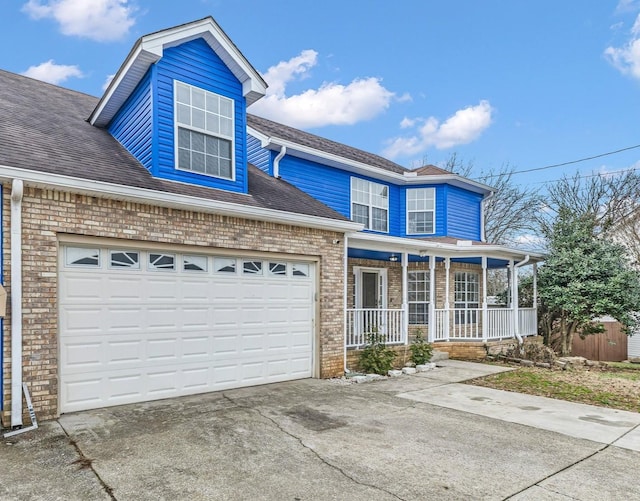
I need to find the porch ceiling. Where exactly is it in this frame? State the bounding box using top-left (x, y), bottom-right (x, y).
top-left (346, 232), bottom-right (544, 265)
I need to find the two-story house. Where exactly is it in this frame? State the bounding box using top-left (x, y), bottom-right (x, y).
top-left (0, 17), bottom-right (541, 427)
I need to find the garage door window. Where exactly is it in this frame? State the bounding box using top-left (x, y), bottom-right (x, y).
top-left (269, 262), bottom-right (287, 276)
top-left (292, 263), bottom-right (310, 277)
top-left (110, 251), bottom-right (140, 269)
top-left (214, 257), bottom-right (236, 273)
top-left (243, 260), bottom-right (263, 275)
top-left (149, 253), bottom-right (175, 271)
top-left (65, 247), bottom-right (100, 267)
top-left (183, 255), bottom-right (208, 272)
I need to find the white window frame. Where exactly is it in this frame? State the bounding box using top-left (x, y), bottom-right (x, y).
top-left (174, 80), bottom-right (235, 181)
top-left (454, 271), bottom-right (480, 324)
top-left (408, 271), bottom-right (430, 325)
top-left (406, 188), bottom-right (436, 235)
top-left (350, 177), bottom-right (389, 233)
top-left (353, 267), bottom-right (387, 309)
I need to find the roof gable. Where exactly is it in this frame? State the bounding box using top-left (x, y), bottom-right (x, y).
top-left (90, 17), bottom-right (267, 127)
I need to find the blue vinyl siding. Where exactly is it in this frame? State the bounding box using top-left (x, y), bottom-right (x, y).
top-left (277, 155), bottom-right (401, 234)
top-left (154, 38), bottom-right (247, 193)
top-left (445, 185), bottom-right (483, 240)
top-left (247, 134), bottom-right (270, 173)
top-left (108, 70), bottom-right (153, 172)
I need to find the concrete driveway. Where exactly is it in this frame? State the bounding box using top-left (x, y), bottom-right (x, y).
top-left (2, 360), bottom-right (640, 501)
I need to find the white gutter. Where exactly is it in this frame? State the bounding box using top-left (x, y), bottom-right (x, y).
top-left (272, 145), bottom-right (286, 179)
top-left (248, 126), bottom-right (494, 195)
top-left (346, 231), bottom-right (543, 262)
top-left (513, 254), bottom-right (531, 344)
top-left (0, 165), bottom-right (361, 234)
top-left (10, 179), bottom-right (23, 428)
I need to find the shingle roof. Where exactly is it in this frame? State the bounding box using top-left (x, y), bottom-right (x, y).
top-left (0, 70), bottom-right (346, 222)
top-left (247, 113), bottom-right (410, 175)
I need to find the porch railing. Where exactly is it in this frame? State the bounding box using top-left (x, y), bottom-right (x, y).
top-left (346, 308), bottom-right (405, 348)
top-left (518, 308), bottom-right (538, 336)
top-left (430, 308), bottom-right (539, 342)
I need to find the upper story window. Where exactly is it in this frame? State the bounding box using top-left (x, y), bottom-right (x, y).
top-left (175, 81), bottom-right (234, 180)
top-left (351, 178), bottom-right (388, 232)
top-left (407, 188), bottom-right (435, 234)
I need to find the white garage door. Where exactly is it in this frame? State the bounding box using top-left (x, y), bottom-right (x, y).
top-left (59, 245), bottom-right (316, 413)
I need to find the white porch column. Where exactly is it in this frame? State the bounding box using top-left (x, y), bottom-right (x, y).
top-left (444, 257), bottom-right (451, 341)
top-left (428, 256), bottom-right (436, 343)
top-left (509, 259), bottom-right (519, 340)
top-left (532, 263), bottom-right (538, 309)
top-left (481, 256), bottom-right (488, 342)
top-left (401, 252), bottom-right (409, 344)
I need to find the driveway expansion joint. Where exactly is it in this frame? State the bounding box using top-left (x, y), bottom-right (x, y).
top-left (58, 419), bottom-right (117, 501)
top-left (222, 392), bottom-right (407, 501)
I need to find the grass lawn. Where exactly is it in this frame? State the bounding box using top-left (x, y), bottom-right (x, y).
top-left (467, 363), bottom-right (640, 413)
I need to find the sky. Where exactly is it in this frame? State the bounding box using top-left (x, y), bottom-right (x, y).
top-left (2, 0), bottom-right (640, 194)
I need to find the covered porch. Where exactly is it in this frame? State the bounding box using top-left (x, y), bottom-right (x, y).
top-left (344, 233), bottom-right (543, 349)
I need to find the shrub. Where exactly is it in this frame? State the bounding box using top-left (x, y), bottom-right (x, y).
top-left (358, 330), bottom-right (397, 375)
top-left (409, 330), bottom-right (433, 365)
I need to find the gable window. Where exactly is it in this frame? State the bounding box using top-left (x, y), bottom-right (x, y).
top-left (407, 188), bottom-right (435, 234)
top-left (454, 271), bottom-right (479, 324)
top-left (175, 80), bottom-right (234, 180)
top-left (408, 271), bottom-right (430, 325)
top-left (351, 178), bottom-right (388, 232)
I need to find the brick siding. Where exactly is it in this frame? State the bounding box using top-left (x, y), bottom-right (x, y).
top-left (2, 186), bottom-right (345, 423)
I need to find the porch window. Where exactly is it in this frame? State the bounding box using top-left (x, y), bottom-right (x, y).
top-left (406, 188), bottom-right (435, 234)
top-left (351, 177), bottom-right (389, 232)
top-left (408, 271), bottom-right (430, 324)
top-left (454, 271), bottom-right (479, 324)
top-left (175, 80), bottom-right (234, 180)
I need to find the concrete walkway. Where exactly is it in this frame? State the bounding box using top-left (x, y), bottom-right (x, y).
top-left (399, 359), bottom-right (640, 451)
top-left (2, 360), bottom-right (639, 500)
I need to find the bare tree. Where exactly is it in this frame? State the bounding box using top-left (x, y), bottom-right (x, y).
top-left (442, 153), bottom-right (542, 246)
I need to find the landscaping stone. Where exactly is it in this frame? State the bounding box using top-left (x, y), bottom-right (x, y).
top-left (554, 360), bottom-right (567, 369)
top-left (388, 370), bottom-right (403, 377)
top-left (629, 357), bottom-right (640, 364)
top-left (366, 374), bottom-right (386, 381)
top-left (520, 360), bottom-right (534, 367)
top-left (535, 362), bottom-right (551, 369)
top-left (352, 376), bottom-right (369, 384)
top-left (585, 360), bottom-right (598, 367)
top-left (402, 367), bottom-right (417, 375)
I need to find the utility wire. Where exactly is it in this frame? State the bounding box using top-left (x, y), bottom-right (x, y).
top-left (480, 143), bottom-right (640, 179)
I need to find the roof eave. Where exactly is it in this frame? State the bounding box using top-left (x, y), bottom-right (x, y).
top-left (247, 126), bottom-right (494, 195)
top-left (0, 164), bottom-right (361, 234)
top-left (89, 17), bottom-right (267, 127)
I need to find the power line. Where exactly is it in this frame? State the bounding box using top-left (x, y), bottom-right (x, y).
top-left (480, 143), bottom-right (640, 179)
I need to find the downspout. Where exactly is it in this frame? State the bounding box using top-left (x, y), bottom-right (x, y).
top-left (343, 235), bottom-right (349, 373)
top-left (10, 179), bottom-right (23, 428)
top-left (513, 254), bottom-right (530, 344)
top-left (480, 192), bottom-right (495, 242)
top-left (273, 145), bottom-right (286, 179)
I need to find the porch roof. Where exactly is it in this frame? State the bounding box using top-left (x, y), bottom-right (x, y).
top-left (346, 232), bottom-right (544, 265)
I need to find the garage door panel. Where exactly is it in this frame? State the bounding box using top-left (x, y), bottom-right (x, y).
top-left (60, 247), bottom-right (315, 413)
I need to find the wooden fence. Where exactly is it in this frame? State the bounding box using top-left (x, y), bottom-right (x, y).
top-left (570, 321), bottom-right (628, 361)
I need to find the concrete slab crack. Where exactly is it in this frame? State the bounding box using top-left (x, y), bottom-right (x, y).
top-left (58, 420), bottom-right (117, 501)
top-left (223, 393), bottom-right (406, 501)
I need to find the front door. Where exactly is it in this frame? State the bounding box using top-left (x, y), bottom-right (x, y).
top-left (361, 271), bottom-right (380, 309)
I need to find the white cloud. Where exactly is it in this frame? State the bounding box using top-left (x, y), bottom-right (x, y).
top-left (22, 0), bottom-right (135, 42)
top-left (400, 117), bottom-right (417, 129)
top-left (382, 100), bottom-right (494, 159)
top-left (249, 50), bottom-right (397, 128)
top-left (604, 13), bottom-right (640, 79)
top-left (21, 59), bottom-right (83, 84)
top-left (102, 73), bottom-right (115, 91)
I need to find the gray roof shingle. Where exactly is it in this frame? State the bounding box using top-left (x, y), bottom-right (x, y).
top-left (247, 113), bottom-right (410, 175)
top-left (0, 69), bottom-right (346, 222)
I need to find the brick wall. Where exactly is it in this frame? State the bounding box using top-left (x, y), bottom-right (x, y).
top-left (2, 186), bottom-right (346, 422)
